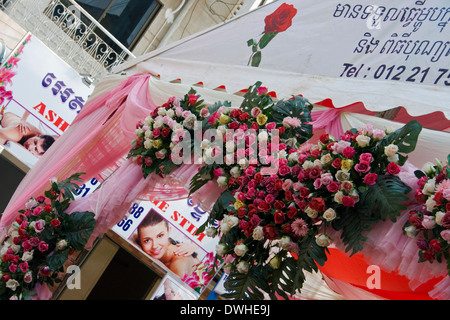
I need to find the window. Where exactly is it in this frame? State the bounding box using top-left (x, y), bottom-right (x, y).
top-left (66, 0), bottom-right (161, 52)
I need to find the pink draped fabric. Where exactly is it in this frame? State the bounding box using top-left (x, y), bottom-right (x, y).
top-left (311, 108), bottom-right (344, 139)
top-left (0, 73), bottom-right (157, 239)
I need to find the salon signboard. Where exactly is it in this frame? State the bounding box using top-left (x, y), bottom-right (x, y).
top-left (112, 198), bottom-right (222, 298)
top-left (0, 33), bottom-right (93, 167)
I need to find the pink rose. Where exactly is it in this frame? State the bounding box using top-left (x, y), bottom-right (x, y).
top-left (320, 173), bottom-right (333, 186)
top-left (38, 241), bottom-right (49, 252)
top-left (342, 196), bottom-right (356, 207)
top-left (33, 220), bottom-right (46, 233)
top-left (278, 165), bottom-right (291, 176)
top-left (354, 161), bottom-right (371, 173)
top-left (257, 86), bottom-right (268, 95)
top-left (327, 181), bottom-right (340, 193)
top-left (422, 215), bottom-right (436, 229)
top-left (244, 166), bottom-right (256, 176)
top-left (145, 157), bottom-right (153, 166)
top-left (32, 206), bottom-right (43, 216)
top-left (265, 122), bottom-right (276, 130)
top-left (251, 107), bottom-right (261, 117)
top-left (341, 181), bottom-right (353, 192)
top-left (265, 194), bottom-right (275, 203)
top-left (22, 240), bottom-right (32, 251)
top-left (342, 146), bottom-right (355, 158)
top-left (213, 168), bottom-right (225, 178)
top-left (24, 272), bottom-right (33, 283)
top-left (9, 264), bottom-right (18, 273)
top-left (359, 153), bottom-right (372, 163)
top-left (440, 230), bottom-right (450, 243)
top-left (188, 94), bottom-right (198, 105)
top-left (29, 237), bottom-right (40, 247)
top-left (364, 173), bottom-right (378, 185)
top-left (282, 179), bottom-right (293, 191)
top-left (152, 128), bottom-right (160, 138)
top-left (387, 162), bottom-right (401, 175)
top-left (313, 178), bottom-right (322, 190)
top-left (200, 107), bottom-right (210, 118)
top-left (19, 262), bottom-right (29, 273)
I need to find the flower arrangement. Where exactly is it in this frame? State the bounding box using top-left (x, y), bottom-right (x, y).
top-left (0, 173), bottom-right (95, 300)
top-left (403, 155), bottom-right (450, 274)
top-left (128, 89), bottom-right (206, 177)
top-left (197, 120), bottom-right (421, 299)
top-left (180, 252), bottom-right (222, 294)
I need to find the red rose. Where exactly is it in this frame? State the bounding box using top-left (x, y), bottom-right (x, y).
top-left (44, 204), bottom-right (52, 213)
top-left (230, 109), bottom-right (242, 118)
top-left (257, 201), bottom-right (271, 212)
top-left (51, 219), bottom-right (61, 227)
top-left (342, 196), bottom-right (356, 207)
top-left (264, 3), bottom-right (297, 34)
top-left (273, 200), bottom-right (285, 210)
top-left (238, 207), bottom-right (247, 218)
top-left (274, 211), bottom-right (285, 224)
top-left (430, 239), bottom-right (442, 252)
top-left (364, 173), bottom-right (378, 186)
top-left (38, 241), bottom-right (49, 252)
top-left (228, 121), bottom-right (240, 130)
top-left (287, 206), bottom-right (297, 219)
top-left (239, 112), bottom-right (250, 122)
top-left (387, 162), bottom-right (401, 175)
top-left (441, 212), bottom-right (450, 229)
top-left (342, 146), bottom-right (355, 159)
top-left (285, 190), bottom-right (294, 201)
top-left (39, 266), bottom-right (51, 277)
top-left (327, 181), bottom-right (340, 193)
top-left (319, 133), bottom-right (330, 144)
top-left (161, 127), bottom-right (171, 138)
top-left (274, 179), bottom-right (284, 190)
top-left (188, 94), bottom-right (198, 105)
top-left (2, 274), bottom-right (10, 282)
top-left (263, 224), bottom-right (279, 240)
top-left (309, 197), bottom-right (326, 212)
top-left (299, 187), bottom-right (310, 198)
top-left (422, 249), bottom-right (435, 262)
top-left (332, 158), bottom-right (342, 169)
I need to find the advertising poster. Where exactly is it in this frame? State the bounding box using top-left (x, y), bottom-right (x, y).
top-left (0, 33), bottom-right (93, 167)
top-left (112, 197), bottom-right (222, 298)
top-left (149, 274), bottom-right (199, 300)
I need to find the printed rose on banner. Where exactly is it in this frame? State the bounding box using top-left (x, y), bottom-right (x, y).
top-left (0, 173), bottom-right (95, 300)
top-left (247, 3), bottom-right (297, 67)
top-left (180, 252), bottom-right (223, 294)
top-left (403, 155), bottom-right (450, 275)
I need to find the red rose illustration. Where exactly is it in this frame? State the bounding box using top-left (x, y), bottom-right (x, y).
top-left (264, 3), bottom-right (297, 34)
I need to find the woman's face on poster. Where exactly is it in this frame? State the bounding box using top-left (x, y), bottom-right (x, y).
top-left (139, 221), bottom-right (171, 259)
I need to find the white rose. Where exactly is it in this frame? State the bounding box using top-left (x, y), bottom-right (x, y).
top-left (320, 153), bottom-right (332, 165)
top-left (234, 243), bottom-right (248, 257)
top-left (313, 159), bottom-right (322, 169)
top-left (225, 141), bottom-right (235, 153)
top-left (157, 108), bottom-right (167, 116)
top-left (153, 119), bottom-right (164, 129)
top-left (404, 225), bottom-right (417, 238)
top-left (215, 244), bottom-right (226, 256)
top-left (422, 178), bottom-right (436, 196)
top-left (356, 135), bottom-right (371, 147)
top-left (388, 154), bottom-right (399, 163)
top-left (230, 166), bottom-right (241, 178)
top-left (10, 244), bottom-right (20, 254)
top-left (57, 239), bottom-right (68, 250)
top-left (134, 128), bottom-right (144, 138)
top-left (279, 236), bottom-right (291, 250)
top-left (205, 227), bottom-right (217, 237)
top-left (288, 152), bottom-right (299, 163)
top-left (435, 211), bottom-right (446, 226)
top-left (144, 116), bottom-right (153, 125)
top-left (144, 139), bottom-right (153, 149)
top-left (305, 207), bottom-right (318, 219)
top-left (316, 234), bottom-right (332, 247)
top-left (22, 250), bottom-right (34, 262)
top-left (425, 197), bottom-right (437, 212)
top-left (217, 176), bottom-right (228, 188)
top-left (183, 114), bottom-right (197, 130)
top-left (6, 279), bottom-right (20, 291)
top-left (323, 208), bottom-right (336, 221)
top-left (223, 215), bottom-right (239, 228)
top-left (252, 226), bottom-right (264, 241)
top-left (278, 150), bottom-right (287, 160)
top-left (238, 158), bottom-right (249, 169)
top-left (422, 162), bottom-right (436, 175)
top-left (302, 160), bottom-right (315, 170)
top-left (335, 170), bottom-right (350, 182)
top-left (334, 191), bottom-right (344, 204)
top-left (220, 222), bottom-right (231, 234)
top-left (166, 109), bottom-right (175, 118)
top-left (258, 131), bottom-right (269, 142)
top-left (172, 123), bottom-right (183, 131)
top-left (144, 130), bottom-right (152, 139)
top-left (217, 125), bottom-right (227, 137)
top-left (384, 144), bottom-right (398, 157)
top-left (204, 147), bottom-right (214, 159)
top-left (236, 261), bottom-right (249, 274)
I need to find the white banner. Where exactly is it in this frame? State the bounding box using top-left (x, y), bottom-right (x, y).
top-left (118, 0), bottom-right (450, 115)
top-left (0, 33), bottom-right (93, 167)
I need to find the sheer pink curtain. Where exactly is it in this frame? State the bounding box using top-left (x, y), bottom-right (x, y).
top-left (0, 73), bottom-right (156, 238)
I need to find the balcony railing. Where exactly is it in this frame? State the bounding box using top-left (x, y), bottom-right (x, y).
top-left (2, 0), bottom-right (135, 82)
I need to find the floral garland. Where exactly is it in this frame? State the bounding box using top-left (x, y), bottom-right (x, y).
top-left (129, 83), bottom-right (423, 299)
top-left (403, 156), bottom-right (450, 275)
top-left (0, 173), bottom-right (95, 300)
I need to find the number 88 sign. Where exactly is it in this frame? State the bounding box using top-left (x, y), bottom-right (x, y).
top-left (113, 202), bottom-right (151, 239)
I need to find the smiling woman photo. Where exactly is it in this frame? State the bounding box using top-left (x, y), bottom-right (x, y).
top-left (135, 209), bottom-right (200, 278)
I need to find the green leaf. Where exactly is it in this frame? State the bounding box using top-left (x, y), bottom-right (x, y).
top-left (222, 266), bottom-right (268, 300)
top-left (62, 211), bottom-right (96, 250)
top-left (47, 248), bottom-right (70, 271)
top-left (196, 191), bottom-right (234, 235)
top-left (251, 51), bottom-right (262, 67)
top-left (379, 120), bottom-right (422, 164)
top-left (360, 174), bottom-right (411, 222)
top-left (57, 172), bottom-right (86, 200)
top-left (258, 32), bottom-right (278, 49)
